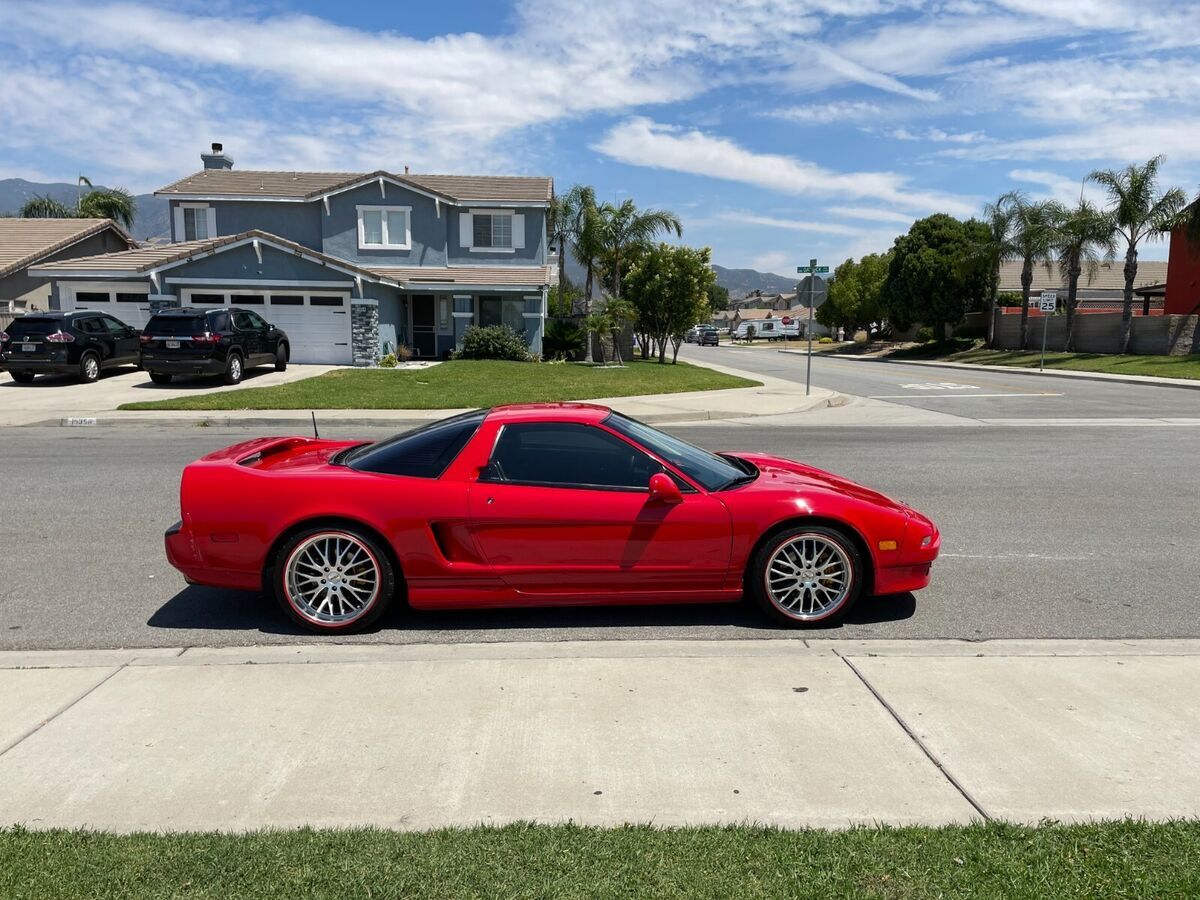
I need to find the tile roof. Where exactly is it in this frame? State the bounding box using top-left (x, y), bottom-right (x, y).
top-left (0, 218), bottom-right (136, 278)
top-left (156, 169), bottom-right (553, 203)
top-left (369, 265), bottom-right (558, 287)
top-left (31, 230), bottom-right (557, 290)
top-left (998, 260), bottom-right (1169, 292)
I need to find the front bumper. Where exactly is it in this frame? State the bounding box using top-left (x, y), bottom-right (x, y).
top-left (142, 355), bottom-right (224, 376)
top-left (874, 516), bottom-right (940, 595)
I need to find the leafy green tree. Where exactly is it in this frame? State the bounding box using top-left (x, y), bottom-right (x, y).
top-left (818, 252), bottom-right (889, 334)
top-left (19, 176), bottom-right (136, 229)
top-left (1045, 199), bottom-right (1116, 351)
top-left (1089, 156), bottom-right (1187, 353)
top-left (541, 318), bottom-right (585, 360)
top-left (881, 214), bottom-right (989, 341)
top-left (624, 243), bottom-right (715, 363)
top-left (603, 296), bottom-right (637, 366)
top-left (548, 185), bottom-right (593, 313)
top-left (968, 192), bottom-right (1021, 346)
top-left (598, 199), bottom-right (682, 301)
top-left (706, 281), bottom-right (730, 314)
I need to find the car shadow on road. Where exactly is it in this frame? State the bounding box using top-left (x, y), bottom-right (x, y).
top-left (127, 368), bottom-right (280, 390)
top-left (148, 585), bottom-right (917, 637)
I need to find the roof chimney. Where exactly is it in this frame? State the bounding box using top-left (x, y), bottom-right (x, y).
top-left (201, 142), bottom-right (234, 170)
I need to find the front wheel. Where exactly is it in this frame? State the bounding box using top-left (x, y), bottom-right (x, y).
top-left (273, 527), bottom-right (394, 633)
top-left (274, 344), bottom-right (288, 372)
top-left (748, 525), bottom-right (863, 627)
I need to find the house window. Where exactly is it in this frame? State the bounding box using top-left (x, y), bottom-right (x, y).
top-left (182, 205), bottom-right (211, 241)
top-left (358, 206), bottom-right (411, 250)
top-left (478, 296), bottom-right (526, 335)
top-left (472, 213), bottom-right (513, 249)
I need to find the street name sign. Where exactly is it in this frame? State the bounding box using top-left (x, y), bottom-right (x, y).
top-left (797, 265), bottom-right (830, 274)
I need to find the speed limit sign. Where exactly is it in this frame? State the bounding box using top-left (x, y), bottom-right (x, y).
top-left (1039, 291), bottom-right (1058, 313)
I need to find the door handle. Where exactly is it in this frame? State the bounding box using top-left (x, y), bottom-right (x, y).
top-left (486, 497), bottom-right (495, 505)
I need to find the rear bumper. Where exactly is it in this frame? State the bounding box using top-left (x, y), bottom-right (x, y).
top-left (1, 358), bottom-right (77, 373)
top-left (165, 518), bottom-right (263, 591)
top-left (142, 355), bottom-right (224, 375)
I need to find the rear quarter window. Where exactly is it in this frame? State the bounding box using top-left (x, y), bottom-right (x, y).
top-left (346, 410), bottom-right (486, 478)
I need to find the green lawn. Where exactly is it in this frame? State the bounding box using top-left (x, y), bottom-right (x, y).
top-left (118, 359), bottom-right (757, 411)
top-left (2, 822), bottom-right (1198, 899)
top-left (940, 347), bottom-right (1200, 380)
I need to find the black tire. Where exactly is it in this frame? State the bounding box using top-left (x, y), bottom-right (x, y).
top-left (748, 525), bottom-right (863, 628)
top-left (222, 352), bottom-right (243, 386)
top-left (272, 525), bottom-right (395, 634)
top-left (149, 372), bottom-right (172, 385)
top-left (274, 344), bottom-right (288, 372)
top-left (78, 352), bottom-right (101, 383)
top-left (10, 371), bottom-right (35, 384)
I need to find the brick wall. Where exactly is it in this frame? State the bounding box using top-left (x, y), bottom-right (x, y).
top-left (351, 300), bottom-right (379, 367)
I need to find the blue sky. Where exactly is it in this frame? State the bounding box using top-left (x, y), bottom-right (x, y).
top-left (1, 0), bottom-right (1198, 271)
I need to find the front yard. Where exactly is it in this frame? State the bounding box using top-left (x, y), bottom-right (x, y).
top-left (117, 359), bottom-right (758, 411)
top-left (3, 821), bottom-right (1198, 899)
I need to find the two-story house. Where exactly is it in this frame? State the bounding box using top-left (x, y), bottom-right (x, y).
top-left (31, 144), bottom-right (556, 364)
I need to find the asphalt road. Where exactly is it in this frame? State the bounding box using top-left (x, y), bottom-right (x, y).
top-left (2, 421), bottom-right (1195, 650)
top-left (678, 343), bottom-right (1200, 421)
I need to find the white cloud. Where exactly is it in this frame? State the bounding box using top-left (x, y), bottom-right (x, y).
top-left (887, 127), bottom-right (985, 144)
top-left (946, 119), bottom-right (1200, 165)
top-left (594, 117), bottom-right (979, 216)
top-left (715, 211), bottom-right (864, 236)
top-left (748, 251), bottom-right (794, 276)
top-left (825, 205), bottom-right (915, 224)
top-left (1007, 169), bottom-right (1109, 206)
top-left (769, 101), bottom-right (884, 123)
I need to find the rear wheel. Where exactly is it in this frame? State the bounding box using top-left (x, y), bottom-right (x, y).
top-left (273, 527), bottom-right (394, 633)
top-left (10, 371), bottom-right (35, 384)
top-left (274, 344), bottom-right (288, 372)
top-left (149, 372), bottom-right (172, 385)
top-left (748, 525), bottom-right (863, 627)
top-left (78, 352), bottom-right (100, 383)
top-left (222, 353), bottom-right (243, 385)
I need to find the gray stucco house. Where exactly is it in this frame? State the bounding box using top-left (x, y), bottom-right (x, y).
top-left (31, 144), bottom-right (556, 364)
top-left (0, 218), bottom-right (135, 312)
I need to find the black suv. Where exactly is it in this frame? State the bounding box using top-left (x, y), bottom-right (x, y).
top-left (697, 326), bottom-right (719, 346)
top-left (140, 307), bottom-right (289, 385)
top-left (1, 311), bottom-right (140, 383)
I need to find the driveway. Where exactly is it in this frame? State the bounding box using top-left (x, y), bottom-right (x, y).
top-left (0, 364), bottom-right (336, 426)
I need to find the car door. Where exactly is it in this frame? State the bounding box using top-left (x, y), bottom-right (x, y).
top-left (230, 310), bottom-right (264, 364)
top-left (74, 316), bottom-right (113, 365)
top-left (241, 310), bottom-right (277, 363)
top-left (99, 315), bottom-right (139, 364)
top-left (466, 421), bottom-right (732, 596)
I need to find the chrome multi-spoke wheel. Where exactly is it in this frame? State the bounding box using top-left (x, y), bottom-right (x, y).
top-left (751, 526), bottom-right (862, 626)
top-left (283, 531), bottom-right (382, 627)
top-left (80, 353), bottom-right (100, 383)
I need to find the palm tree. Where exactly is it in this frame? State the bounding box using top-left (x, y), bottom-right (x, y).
top-left (547, 184), bottom-right (593, 314)
top-left (570, 199), bottom-right (605, 315)
top-left (1010, 198), bottom-right (1057, 349)
top-left (1046, 199), bottom-right (1116, 352)
top-left (972, 191), bottom-right (1021, 347)
top-left (19, 175), bottom-right (136, 229)
top-left (603, 297), bottom-right (637, 366)
top-left (1088, 156), bottom-right (1186, 353)
top-left (599, 199), bottom-right (682, 300)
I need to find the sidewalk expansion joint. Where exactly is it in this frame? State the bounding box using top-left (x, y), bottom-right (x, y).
top-left (0, 663), bottom-right (128, 761)
top-left (837, 652), bottom-right (992, 822)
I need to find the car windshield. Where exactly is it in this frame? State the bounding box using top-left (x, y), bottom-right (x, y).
top-left (147, 314), bottom-right (208, 335)
top-left (604, 412), bottom-right (752, 491)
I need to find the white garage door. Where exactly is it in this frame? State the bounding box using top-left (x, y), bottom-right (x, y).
top-left (181, 290), bottom-right (353, 365)
top-left (63, 283), bottom-right (154, 328)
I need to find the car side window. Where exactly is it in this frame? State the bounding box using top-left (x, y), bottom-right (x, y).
top-left (100, 316), bottom-right (129, 335)
top-left (244, 311), bottom-right (269, 330)
top-left (231, 311), bottom-right (256, 331)
top-left (74, 317), bottom-right (101, 335)
top-left (209, 312), bottom-right (230, 332)
top-left (484, 423), bottom-right (667, 491)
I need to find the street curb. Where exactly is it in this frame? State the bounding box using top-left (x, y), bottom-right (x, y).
top-left (814, 354), bottom-right (1200, 391)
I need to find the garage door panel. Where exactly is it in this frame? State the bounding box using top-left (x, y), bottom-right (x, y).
top-left (262, 294), bottom-right (352, 365)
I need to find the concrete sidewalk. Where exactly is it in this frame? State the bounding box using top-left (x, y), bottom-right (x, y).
top-left (3, 638), bottom-right (1197, 832)
top-left (786, 351), bottom-right (1200, 391)
top-left (2, 355), bottom-right (841, 428)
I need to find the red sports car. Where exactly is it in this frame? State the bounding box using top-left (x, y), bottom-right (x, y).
top-left (165, 403), bottom-right (939, 633)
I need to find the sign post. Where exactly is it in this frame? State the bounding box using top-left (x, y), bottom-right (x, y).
top-left (797, 260), bottom-right (828, 396)
top-left (1038, 291), bottom-right (1057, 371)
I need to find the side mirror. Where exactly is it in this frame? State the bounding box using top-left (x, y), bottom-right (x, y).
top-left (648, 472), bottom-right (683, 505)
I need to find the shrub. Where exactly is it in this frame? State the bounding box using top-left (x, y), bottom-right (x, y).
top-left (915, 326), bottom-right (935, 343)
top-left (378, 353), bottom-right (398, 369)
top-left (458, 325), bottom-right (530, 361)
top-left (819, 336), bottom-right (833, 344)
top-left (395, 344), bottom-right (413, 362)
top-left (543, 318), bottom-right (585, 361)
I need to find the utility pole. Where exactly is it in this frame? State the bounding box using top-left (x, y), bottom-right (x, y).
top-left (797, 258), bottom-right (828, 397)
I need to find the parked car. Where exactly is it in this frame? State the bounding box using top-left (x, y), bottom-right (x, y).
top-left (165, 403), bottom-right (940, 634)
top-left (0, 311), bottom-right (140, 383)
top-left (685, 325), bottom-right (719, 344)
top-left (697, 326), bottom-right (719, 346)
top-left (140, 307), bottom-right (289, 385)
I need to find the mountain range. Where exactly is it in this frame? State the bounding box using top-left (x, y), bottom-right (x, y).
top-left (0, 179), bottom-right (169, 241)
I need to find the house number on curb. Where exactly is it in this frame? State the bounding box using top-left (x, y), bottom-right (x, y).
top-left (899, 382), bottom-right (981, 391)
